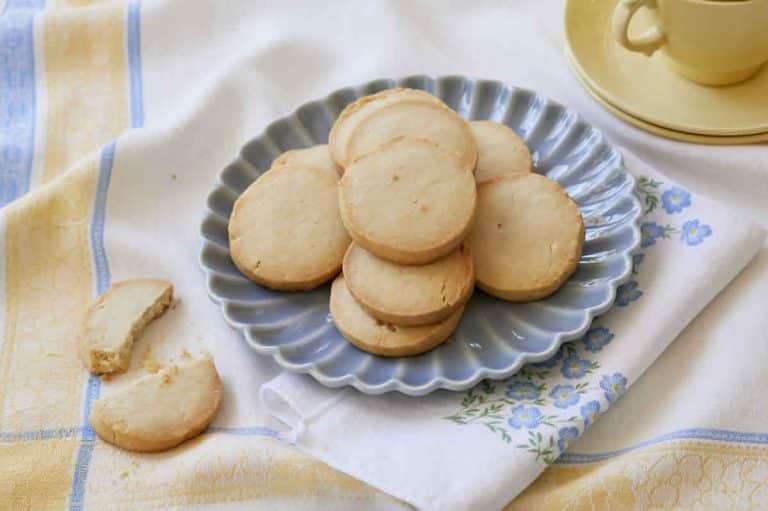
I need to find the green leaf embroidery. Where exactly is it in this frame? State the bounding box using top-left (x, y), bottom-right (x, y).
top-left (636, 176), bottom-right (664, 214)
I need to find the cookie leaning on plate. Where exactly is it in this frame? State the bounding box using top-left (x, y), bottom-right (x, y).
top-left (329, 88), bottom-right (445, 169)
top-left (339, 136), bottom-right (476, 265)
top-left (343, 242), bottom-right (474, 326)
top-left (330, 88), bottom-right (477, 170)
top-left (330, 275), bottom-right (463, 357)
top-left (229, 164), bottom-right (350, 290)
top-left (466, 173), bottom-right (584, 301)
top-left (470, 121), bottom-right (532, 183)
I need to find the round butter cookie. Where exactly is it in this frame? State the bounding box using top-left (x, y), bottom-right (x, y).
top-left (466, 174), bottom-right (584, 301)
top-left (330, 275), bottom-right (463, 357)
top-left (343, 242), bottom-right (474, 326)
top-left (229, 164), bottom-right (350, 290)
top-left (469, 121), bottom-right (532, 183)
top-left (346, 101), bottom-right (477, 170)
top-left (272, 144), bottom-right (341, 178)
top-left (339, 137), bottom-right (476, 265)
top-left (329, 88), bottom-right (446, 168)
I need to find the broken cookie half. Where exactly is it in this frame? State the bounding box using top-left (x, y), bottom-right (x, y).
top-left (77, 279), bottom-right (173, 374)
top-left (89, 354), bottom-right (222, 452)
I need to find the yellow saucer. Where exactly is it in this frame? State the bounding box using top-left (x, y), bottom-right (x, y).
top-left (566, 53), bottom-right (768, 145)
top-left (564, 0), bottom-right (768, 137)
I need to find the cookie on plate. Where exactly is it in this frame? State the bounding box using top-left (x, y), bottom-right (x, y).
top-left (78, 279), bottom-right (173, 374)
top-left (469, 121), bottom-right (532, 183)
top-left (329, 88), bottom-right (445, 168)
top-left (89, 354), bottom-right (222, 452)
top-left (271, 144), bottom-right (341, 178)
top-left (343, 242), bottom-right (474, 326)
top-left (330, 88), bottom-right (477, 170)
top-left (339, 137), bottom-right (476, 265)
top-left (229, 164), bottom-right (351, 290)
top-left (330, 276), bottom-right (463, 357)
top-left (466, 173), bottom-right (584, 301)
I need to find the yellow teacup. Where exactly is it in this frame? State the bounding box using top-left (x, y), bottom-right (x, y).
top-left (612, 0), bottom-right (768, 86)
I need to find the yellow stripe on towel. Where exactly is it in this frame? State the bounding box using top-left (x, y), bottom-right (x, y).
top-left (40, 2), bottom-right (129, 183)
top-left (0, 3), bottom-right (131, 508)
top-left (0, 158), bottom-right (98, 432)
top-left (507, 440), bottom-right (768, 510)
top-left (0, 0), bottom-right (131, 430)
top-left (0, 439), bottom-right (80, 511)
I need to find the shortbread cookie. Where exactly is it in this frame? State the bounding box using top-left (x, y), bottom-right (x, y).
top-left (90, 355), bottom-right (222, 452)
top-left (272, 144), bottom-right (341, 178)
top-left (345, 101), bottom-right (478, 170)
top-left (329, 88), bottom-right (446, 168)
top-left (343, 243), bottom-right (474, 326)
top-left (466, 174), bottom-right (584, 301)
top-left (229, 164), bottom-right (351, 290)
top-left (330, 276), bottom-right (463, 357)
top-left (470, 121), bottom-right (532, 183)
top-left (339, 137), bottom-right (476, 265)
top-left (78, 279), bottom-right (173, 374)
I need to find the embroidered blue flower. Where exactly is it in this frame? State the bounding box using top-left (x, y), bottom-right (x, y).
top-left (580, 400), bottom-right (601, 428)
top-left (632, 253), bottom-right (645, 268)
top-left (550, 384), bottom-right (580, 409)
top-left (600, 373), bottom-right (628, 403)
top-left (557, 427), bottom-right (580, 452)
top-left (661, 187), bottom-right (691, 214)
top-left (680, 219), bottom-right (712, 246)
top-left (615, 281), bottom-right (642, 306)
top-left (506, 381), bottom-right (540, 400)
top-left (531, 349), bottom-right (563, 369)
top-left (582, 326), bottom-right (614, 353)
top-left (640, 222), bottom-right (666, 248)
top-left (508, 405), bottom-right (543, 429)
top-left (561, 356), bottom-right (592, 379)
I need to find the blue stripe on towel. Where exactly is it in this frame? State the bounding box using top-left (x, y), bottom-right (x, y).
top-left (558, 427), bottom-right (768, 464)
top-left (0, 0), bottom-right (46, 205)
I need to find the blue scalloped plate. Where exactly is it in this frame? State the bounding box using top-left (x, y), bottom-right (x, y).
top-left (199, 75), bottom-right (642, 396)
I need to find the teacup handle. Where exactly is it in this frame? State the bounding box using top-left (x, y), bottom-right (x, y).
top-left (611, 0), bottom-right (665, 56)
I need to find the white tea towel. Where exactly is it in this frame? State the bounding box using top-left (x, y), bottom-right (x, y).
top-left (261, 149), bottom-right (766, 511)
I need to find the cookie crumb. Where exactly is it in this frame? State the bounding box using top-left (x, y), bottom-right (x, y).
top-left (143, 360), bottom-right (162, 374)
top-left (160, 364), bottom-right (180, 386)
top-left (391, 174), bottom-right (399, 182)
top-left (141, 349), bottom-right (163, 374)
top-left (180, 348), bottom-right (192, 359)
top-left (100, 373), bottom-right (115, 382)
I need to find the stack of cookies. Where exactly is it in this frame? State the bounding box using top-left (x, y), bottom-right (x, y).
top-left (229, 88), bottom-right (584, 358)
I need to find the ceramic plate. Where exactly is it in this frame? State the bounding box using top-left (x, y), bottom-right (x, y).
top-left (564, 0), bottom-right (768, 137)
top-left (199, 75), bottom-right (642, 396)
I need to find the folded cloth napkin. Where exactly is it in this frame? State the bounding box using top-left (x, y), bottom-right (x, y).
top-left (261, 149), bottom-right (766, 511)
